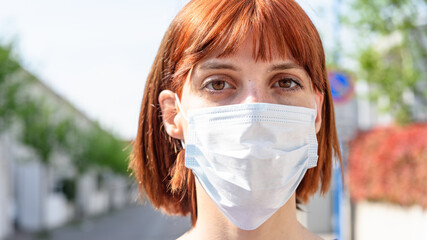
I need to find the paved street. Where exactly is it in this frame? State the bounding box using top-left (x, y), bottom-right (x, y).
top-left (7, 203), bottom-right (192, 240)
top-left (6, 203), bottom-right (337, 240)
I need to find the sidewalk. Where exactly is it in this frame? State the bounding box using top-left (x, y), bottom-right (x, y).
top-left (7, 203), bottom-right (191, 240)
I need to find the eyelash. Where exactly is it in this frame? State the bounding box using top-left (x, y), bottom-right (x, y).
top-left (200, 76), bottom-right (304, 93)
top-left (272, 77), bottom-right (303, 92)
top-left (201, 77), bottom-right (234, 93)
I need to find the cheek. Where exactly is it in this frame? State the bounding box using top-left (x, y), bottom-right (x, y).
top-left (181, 117), bottom-right (188, 141)
top-left (277, 91), bottom-right (317, 109)
top-left (179, 79), bottom-right (201, 141)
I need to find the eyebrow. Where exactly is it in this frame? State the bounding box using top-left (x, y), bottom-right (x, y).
top-left (197, 61), bottom-right (302, 72)
top-left (198, 61), bottom-right (241, 71)
top-left (269, 63), bottom-right (303, 72)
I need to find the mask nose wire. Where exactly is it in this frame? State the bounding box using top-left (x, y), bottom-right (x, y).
top-left (174, 93), bottom-right (187, 149)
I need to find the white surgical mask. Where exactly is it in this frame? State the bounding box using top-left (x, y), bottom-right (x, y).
top-left (175, 94), bottom-right (318, 230)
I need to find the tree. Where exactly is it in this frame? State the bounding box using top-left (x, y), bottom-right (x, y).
top-left (344, 0), bottom-right (427, 123)
top-left (0, 44), bottom-right (22, 131)
top-left (17, 98), bottom-right (57, 164)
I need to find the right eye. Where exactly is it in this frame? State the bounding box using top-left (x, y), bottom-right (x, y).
top-left (203, 79), bottom-right (233, 91)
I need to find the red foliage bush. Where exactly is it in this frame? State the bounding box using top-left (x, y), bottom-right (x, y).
top-left (348, 123), bottom-right (427, 208)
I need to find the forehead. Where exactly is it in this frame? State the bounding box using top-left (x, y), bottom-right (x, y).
top-left (195, 34), bottom-right (300, 70)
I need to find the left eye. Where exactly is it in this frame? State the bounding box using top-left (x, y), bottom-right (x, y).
top-left (274, 78), bottom-right (297, 88)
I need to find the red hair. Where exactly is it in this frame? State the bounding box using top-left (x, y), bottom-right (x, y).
top-left (130, 0), bottom-right (342, 226)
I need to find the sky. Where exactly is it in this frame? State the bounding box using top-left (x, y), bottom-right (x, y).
top-left (0, 0), bottom-right (339, 140)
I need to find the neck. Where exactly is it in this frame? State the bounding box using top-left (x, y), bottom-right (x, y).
top-left (187, 180), bottom-right (305, 240)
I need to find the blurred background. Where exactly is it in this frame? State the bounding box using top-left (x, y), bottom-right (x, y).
top-left (0, 0), bottom-right (426, 240)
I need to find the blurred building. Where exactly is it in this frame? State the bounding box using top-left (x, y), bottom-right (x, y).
top-left (0, 70), bottom-right (133, 240)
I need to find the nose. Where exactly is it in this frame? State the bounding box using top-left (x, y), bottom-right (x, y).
top-left (242, 94), bottom-right (256, 103)
top-left (240, 87), bottom-right (271, 104)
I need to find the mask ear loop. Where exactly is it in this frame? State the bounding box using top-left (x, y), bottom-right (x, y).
top-left (174, 93), bottom-right (187, 149)
top-left (175, 93), bottom-right (188, 120)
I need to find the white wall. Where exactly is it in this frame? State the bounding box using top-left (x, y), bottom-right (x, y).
top-left (107, 175), bottom-right (128, 209)
top-left (77, 173), bottom-right (109, 217)
top-left (0, 140), bottom-right (10, 239)
top-left (355, 201), bottom-right (427, 240)
top-left (15, 160), bottom-right (44, 231)
top-left (0, 134), bottom-right (14, 240)
top-left (44, 193), bottom-right (72, 229)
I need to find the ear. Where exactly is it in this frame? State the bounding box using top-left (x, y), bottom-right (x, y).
top-left (314, 90), bottom-right (324, 133)
top-left (159, 90), bottom-right (184, 140)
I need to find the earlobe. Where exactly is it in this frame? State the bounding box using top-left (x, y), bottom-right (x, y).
top-left (314, 91), bottom-right (324, 133)
top-left (159, 90), bottom-right (184, 139)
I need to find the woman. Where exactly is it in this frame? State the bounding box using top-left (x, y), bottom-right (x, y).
top-left (130, 0), bottom-right (342, 239)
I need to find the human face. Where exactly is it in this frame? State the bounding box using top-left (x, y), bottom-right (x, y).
top-left (159, 36), bottom-right (323, 141)
top-left (175, 37), bottom-right (323, 138)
